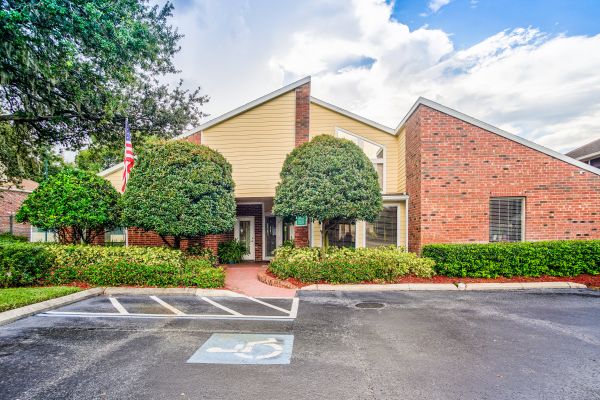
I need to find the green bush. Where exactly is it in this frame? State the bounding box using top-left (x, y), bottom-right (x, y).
top-left (46, 245), bottom-right (224, 287)
top-left (0, 233), bottom-right (28, 243)
top-left (0, 242), bottom-right (55, 287)
top-left (269, 246), bottom-right (435, 283)
top-left (218, 240), bottom-right (248, 264)
top-left (422, 240), bottom-right (600, 278)
top-left (186, 245), bottom-right (219, 267)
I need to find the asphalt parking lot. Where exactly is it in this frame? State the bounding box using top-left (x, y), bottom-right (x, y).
top-left (0, 289), bottom-right (599, 400)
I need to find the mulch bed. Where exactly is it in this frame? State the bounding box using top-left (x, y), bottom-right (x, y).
top-left (265, 270), bottom-right (600, 288)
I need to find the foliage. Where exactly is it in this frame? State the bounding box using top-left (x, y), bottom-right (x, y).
top-left (0, 0), bottom-right (208, 183)
top-left (186, 245), bottom-right (219, 267)
top-left (217, 240), bottom-right (248, 264)
top-left (75, 135), bottom-right (158, 173)
top-left (16, 168), bottom-right (121, 244)
top-left (46, 244), bottom-right (223, 287)
top-left (269, 246), bottom-right (435, 283)
top-left (0, 233), bottom-right (28, 243)
top-left (273, 135), bottom-right (382, 246)
top-left (422, 240), bottom-right (600, 278)
top-left (121, 141), bottom-right (236, 248)
top-left (0, 242), bottom-right (56, 287)
top-left (0, 286), bottom-right (80, 312)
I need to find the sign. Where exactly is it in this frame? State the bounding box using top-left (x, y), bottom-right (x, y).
top-left (187, 333), bottom-right (294, 365)
top-left (295, 216), bottom-right (307, 227)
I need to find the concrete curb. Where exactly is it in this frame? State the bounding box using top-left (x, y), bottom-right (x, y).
top-left (300, 282), bottom-right (588, 292)
top-left (103, 287), bottom-right (243, 297)
top-left (0, 287), bottom-right (104, 327)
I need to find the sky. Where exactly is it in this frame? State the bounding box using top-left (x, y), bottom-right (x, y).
top-left (161, 0), bottom-right (600, 153)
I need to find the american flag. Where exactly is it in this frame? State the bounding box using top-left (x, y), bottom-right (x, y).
top-left (121, 118), bottom-right (134, 192)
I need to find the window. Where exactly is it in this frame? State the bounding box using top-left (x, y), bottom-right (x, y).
top-left (489, 197), bottom-right (524, 242)
top-left (105, 227), bottom-right (126, 246)
top-left (336, 129), bottom-right (385, 190)
top-left (366, 206), bottom-right (398, 247)
top-left (324, 221), bottom-right (355, 248)
top-left (282, 221), bottom-right (295, 243)
top-left (30, 227), bottom-right (58, 243)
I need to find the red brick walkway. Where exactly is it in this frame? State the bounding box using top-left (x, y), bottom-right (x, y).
top-left (224, 263), bottom-right (297, 298)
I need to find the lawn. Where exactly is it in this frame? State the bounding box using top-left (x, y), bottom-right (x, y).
top-left (0, 287), bottom-right (81, 312)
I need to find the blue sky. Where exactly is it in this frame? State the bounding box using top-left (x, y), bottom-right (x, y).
top-left (153, 0), bottom-right (600, 154)
top-left (392, 0), bottom-right (600, 49)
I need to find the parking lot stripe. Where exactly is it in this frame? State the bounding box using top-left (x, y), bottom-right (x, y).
top-left (41, 311), bottom-right (295, 321)
top-left (199, 296), bottom-right (242, 316)
top-left (289, 298), bottom-right (299, 319)
top-left (109, 297), bottom-right (129, 314)
top-left (149, 296), bottom-right (185, 315)
top-left (241, 295), bottom-right (293, 315)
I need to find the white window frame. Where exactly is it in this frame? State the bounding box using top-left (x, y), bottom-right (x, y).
top-left (489, 197), bottom-right (526, 242)
top-left (335, 127), bottom-right (387, 193)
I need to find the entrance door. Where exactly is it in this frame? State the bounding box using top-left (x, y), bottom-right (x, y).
top-left (234, 216), bottom-right (255, 261)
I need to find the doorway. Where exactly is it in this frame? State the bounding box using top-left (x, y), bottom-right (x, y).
top-left (234, 216), bottom-right (255, 261)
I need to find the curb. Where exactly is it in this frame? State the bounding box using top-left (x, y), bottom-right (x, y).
top-left (0, 287), bottom-right (246, 326)
top-left (256, 272), bottom-right (297, 289)
top-left (300, 282), bottom-right (588, 292)
top-left (0, 287), bottom-right (104, 327)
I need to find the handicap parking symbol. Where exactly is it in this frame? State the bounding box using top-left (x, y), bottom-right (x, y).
top-left (187, 333), bottom-right (294, 365)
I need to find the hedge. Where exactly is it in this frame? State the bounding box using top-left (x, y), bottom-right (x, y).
top-left (0, 242), bottom-right (55, 287)
top-left (422, 240), bottom-right (600, 278)
top-left (269, 246), bottom-right (435, 283)
top-left (0, 243), bottom-right (225, 288)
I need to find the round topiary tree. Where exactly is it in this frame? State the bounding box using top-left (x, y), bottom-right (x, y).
top-left (121, 141), bottom-right (236, 248)
top-left (16, 167), bottom-right (121, 244)
top-left (273, 134), bottom-right (382, 247)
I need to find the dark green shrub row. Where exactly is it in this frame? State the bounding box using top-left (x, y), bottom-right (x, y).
top-left (0, 242), bottom-right (225, 288)
top-left (0, 233), bottom-right (29, 243)
top-left (269, 246), bottom-right (435, 284)
top-left (217, 239), bottom-right (248, 264)
top-left (0, 242), bottom-right (55, 287)
top-left (422, 240), bottom-right (600, 278)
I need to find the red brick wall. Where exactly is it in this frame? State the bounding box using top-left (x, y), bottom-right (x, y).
top-left (184, 131), bottom-right (201, 145)
top-left (295, 82), bottom-right (310, 147)
top-left (293, 81), bottom-right (311, 247)
top-left (405, 105), bottom-right (600, 252)
top-left (0, 190), bottom-right (32, 238)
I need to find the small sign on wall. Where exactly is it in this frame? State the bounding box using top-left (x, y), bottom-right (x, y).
top-left (295, 216), bottom-right (307, 227)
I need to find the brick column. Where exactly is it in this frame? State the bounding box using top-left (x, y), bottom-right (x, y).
top-left (184, 131), bottom-right (201, 145)
top-left (404, 107), bottom-right (423, 253)
top-left (293, 81), bottom-right (311, 247)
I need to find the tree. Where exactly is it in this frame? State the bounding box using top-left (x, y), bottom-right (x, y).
top-left (0, 0), bottom-right (208, 181)
top-left (75, 134), bottom-right (158, 173)
top-left (273, 135), bottom-right (383, 247)
top-left (121, 141), bottom-right (236, 249)
top-left (16, 168), bottom-right (121, 244)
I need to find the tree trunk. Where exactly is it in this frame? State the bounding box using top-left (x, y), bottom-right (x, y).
top-left (173, 236), bottom-right (181, 249)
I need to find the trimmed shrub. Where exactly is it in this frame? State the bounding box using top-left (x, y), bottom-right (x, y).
top-left (269, 246), bottom-right (435, 283)
top-left (46, 245), bottom-right (224, 287)
top-left (0, 242), bottom-right (55, 287)
top-left (186, 245), bottom-right (219, 267)
top-left (0, 233), bottom-right (28, 243)
top-left (218, 240), bottom-right (248, 264)
top-left (422, 240), bottom-right (600, 278)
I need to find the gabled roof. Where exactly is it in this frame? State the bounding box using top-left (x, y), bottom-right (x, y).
top-left (565, 137), bottom-right (600, 160)
top-left (395, 97), bottom-right (600, 176)
top-left (99, 76), bottom-right (312, 177)
top-left (310, 97), bottom-right (395, 134)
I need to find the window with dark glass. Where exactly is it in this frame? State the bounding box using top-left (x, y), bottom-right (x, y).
top-left (104, 227), bottom-right (126, 246)
top-left (489, 197), bottom-right (524, 242)
top-left (366, 206), bottom-right (398, 247)
top-left (324, 221), bottom-right (355, 248)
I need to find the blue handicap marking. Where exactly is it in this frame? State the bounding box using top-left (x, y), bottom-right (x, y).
top-left (187, 333), bottom-right (294, 365)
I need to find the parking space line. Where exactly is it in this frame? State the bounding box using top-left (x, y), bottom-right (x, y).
top-left (41, 311), bottom-right (294, 321)
top-left (200, 296), bottom-right (242, 316)
top-left (289, 298), bottom-right (299, 319)
top-left (109, 297), bottom-right (129, 314)
top-left (241, 295), bottom-right (294, 315)
top-left (150, 296), bottom-right (185, 315)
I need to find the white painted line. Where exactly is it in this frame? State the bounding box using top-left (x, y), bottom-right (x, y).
top-left (149, 296), bottom-right (185, 315)
top-left (289, 297), bottom-right (299, 319)
top-left (200, 296), bottom-right (242, 316)
top-left (240, 295), bottom-right (292, 315)
top-left (41, 311), bottom-right (294, 321)
top-left (109, 297), bottom-right (129, 314)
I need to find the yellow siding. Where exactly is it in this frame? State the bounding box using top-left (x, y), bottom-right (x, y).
top-left (202, 91), bottom-right (295, 197)
top-left (105, 169), bottom-right (123, 192)
top-left (309, 102), bottom-right (401, 194)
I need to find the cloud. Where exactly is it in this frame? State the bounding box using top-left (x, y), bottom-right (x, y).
top-left (167, 0), bottom-right (600, 153)
top-left (428, 0), bottom-right (451, 13)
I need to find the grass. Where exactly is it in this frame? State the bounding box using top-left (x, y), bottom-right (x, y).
top-left (0, 287), bottom-right (81, 312)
